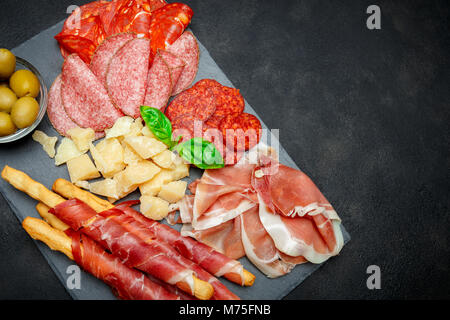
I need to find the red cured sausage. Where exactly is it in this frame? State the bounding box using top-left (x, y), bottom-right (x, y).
top-left (220, 113), bottom-right (262, 151)
top-left (149, 3), bottom-right (194, 55)
top-left (158, 50), bottom-right (186, 92)
top-left (61, 54), bottom-right (123, 131)
top-left (165, 83), bottom-right (216, 121)
top-left (105, 0), bottom-right (152, 38)
top-left (166, 31), bottom-right (199, 95)
top-left (106, 38), bottom-right (151, 118)
top-left (143, 51), bottom-right (172, 111)
top-left (90, 32), bottom-right (136, 84)
top-left (66, 229), bottom-right (179, 300)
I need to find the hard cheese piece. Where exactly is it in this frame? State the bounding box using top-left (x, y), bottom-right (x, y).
top-left (67, 127), bottom-right (96, 153)
top-left (123, 144), bottom-right (142, 165)
top-left (89, 178), bottom-right (119, 199)
top-left (66, 154), bottom-right (100, 183)
top-left (121, 160), bottom-right (161, 185)
top-left (55, 138), bottom-right (84, 166)
top-left (158, 181), bottom-right (187, 203)
top-left (123, 136), bottom-right (167, 159)
top-left (141, 126), bottom-right (156, 138)
top-left (32, 130), bottom-right (58, 158)
top-left (140, 195), bottom-right (170, 220)
top-left (152, 150), bottom-right (175, 169)
top-left (139, 169), bottom-right (174, 196)
top-left (94, 138), bottom-right (125, 178)
top-left (104, 116), bottom-right (134, 139)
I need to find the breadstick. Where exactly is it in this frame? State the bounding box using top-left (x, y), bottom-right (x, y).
top-left (36, 202), bottom-right (69, 231)
top-left (52, 178), bottom-right (113, 212)
top-left (22, 217), bottom-right (73, 260)
top-left (1, 166), bottom-right (65, 208)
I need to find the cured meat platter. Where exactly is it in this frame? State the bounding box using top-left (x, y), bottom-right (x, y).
top-left (0, 6), bottom-right (349, 300)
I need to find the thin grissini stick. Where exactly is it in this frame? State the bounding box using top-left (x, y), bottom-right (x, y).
top-left (1, 167), bottom-right (212, 300)
top-left (2, 166), bottom-right (65, 208)
top-left (23, 216), bottom-right (73, 259)
top-left (36, 202), bottom-right (70, 231)
top-left (51, 178), bottom-right (255, 287)
top-left (22, 217), bottom-right (180, 300)
top-left (51, 199), bottom-right (214, 300)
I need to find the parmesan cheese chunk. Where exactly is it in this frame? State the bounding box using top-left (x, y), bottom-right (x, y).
top-left (152, 150), bottom-right (176, 169)
top-left (104, 116), bottom-right (134, 139)
top-left (94, 138), bottom-right (125, 178)
top-left (124, 136), bottom-right (167, 159)
top-left (55, 138), bottom-right (84, 166)
top-left (32, 130), bottom-right (58, 158)
top-left (158, 181), bottom-right (187, 203)
top-left (89, 178), bottom-right (119, 199)
top-left (67, 127), bottom-right (95, 153)
top-left (66, 154), bottom-right (100, 183)
top-left (122, 160), bottom-right (161, 185)
top-left (139, 169), bottom-right (174, 196)
top-left (140, 195), bottom-right (169, 220)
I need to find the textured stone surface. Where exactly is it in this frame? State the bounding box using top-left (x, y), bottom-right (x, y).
top-left (0, 0), bottom-right (449, 299)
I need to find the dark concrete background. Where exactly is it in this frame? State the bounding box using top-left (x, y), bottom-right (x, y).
top-left (0, 0), bottom-right (449, 300)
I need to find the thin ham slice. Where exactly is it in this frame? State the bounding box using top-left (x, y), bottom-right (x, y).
top-left (252, 157), bottom-right (344, 264)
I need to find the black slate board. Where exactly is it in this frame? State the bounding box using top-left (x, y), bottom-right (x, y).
top-left (0, 20), bottom-right (349, 300)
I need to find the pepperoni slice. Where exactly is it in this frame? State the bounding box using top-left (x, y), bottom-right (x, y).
top-left (106, 0), bottom-right (152, 38)
top-left (219, 113), bottom-right (262, 151)
top-left (143, 51), bottom-right (172, 111)
top-left (61, 54), bottom-right (123, 131)
top-left (90, 32), bottom-right (136, 84)
top-left (165, 83), bottom-right (216, 121)
top-left (106, 38), bottom-right (151, 118)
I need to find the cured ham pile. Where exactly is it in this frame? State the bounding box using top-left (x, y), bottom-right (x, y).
top-left (177, 146), bottom-right (344, 277)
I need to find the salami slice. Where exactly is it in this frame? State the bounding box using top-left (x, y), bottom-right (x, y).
top-left (106, 38), bottom-right (150, 118)
top-left (165, 82), bottom-right (216, 121)
top-left (48, 74), bottom-right (104, 139)
top-left (158, 50), bottom-right (185, 91)
top-left (90, 32), bottom-right (136, 84)
top-left (61, 54), bottom-right (123, 131)
top-left (219, 113), bottom-right (262, 151)
top-left (143, 51), bottom-right (172, 111)
top-left (166, 31), bottom-right (199, 95)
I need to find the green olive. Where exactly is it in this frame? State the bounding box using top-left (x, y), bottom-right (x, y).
top-left (0, 112), bottom-right (17, 136)
top-left (0, 87), bottom-right (18, 113)
top-left (10, 96), bottom-right (39, 129)
top-left (9, 69), bottom-right (40, 98)
top-left (0, 49), bottom-right (16, 79)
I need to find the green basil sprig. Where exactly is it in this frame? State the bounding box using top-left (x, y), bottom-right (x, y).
top-left (140, 105), bottom-right (178, 148)
top-left (173, 137), bottom-right (224, 169)
top-left (140, 106), bottom-right (224, 169)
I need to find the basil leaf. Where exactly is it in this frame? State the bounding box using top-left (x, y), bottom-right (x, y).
top-left (174, 137), bottom-right (224, 169)
top-left (140, 106), bottom-right (175, 148)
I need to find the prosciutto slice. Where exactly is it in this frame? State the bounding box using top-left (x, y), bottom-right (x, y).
top-left (115, 201), bottom-right (248, 286)
top-left (66, 229), bottom-right (179, 300)
top-left (51, 199), bottom-right (196, 294)
top-left (252, 157), bottom-right (344, 264)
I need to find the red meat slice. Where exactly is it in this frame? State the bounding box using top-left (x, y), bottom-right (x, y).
top-left (106, 38), bottom-right (151, 118)
top-left (143, 51), bottom-right (172, 111)
top-left (158, 50), bottom-right (185, 93)
top-left (90, 32), bottom-right (136, 84)
top-left (61, 54), bottom-right (123, 131)
top-left (220, 113), bottom-right (262, 151)
top-left (166, 31), bottom-right (199, 95)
